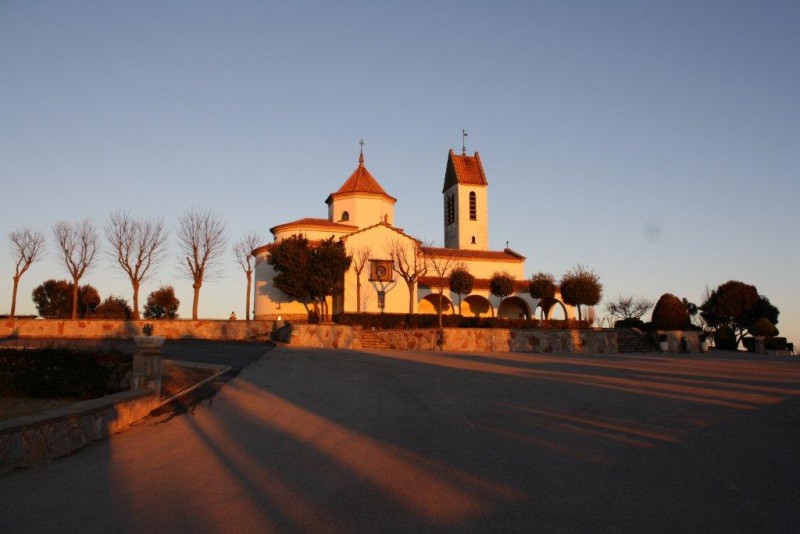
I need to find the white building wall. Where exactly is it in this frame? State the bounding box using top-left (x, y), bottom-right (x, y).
top-left (455, 185), bottom-right (488, 250)
top-left (329, 194), bottom-right (394, 229)
top-left (342, 225), bottom-right (418, 314)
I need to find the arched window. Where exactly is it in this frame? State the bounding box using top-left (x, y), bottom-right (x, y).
top-left (469, 192), bottom-right (477, 220)
top-left (341, 211), bottom-right (349, 222)
top-left (446, 195), bottom-right (455, 225)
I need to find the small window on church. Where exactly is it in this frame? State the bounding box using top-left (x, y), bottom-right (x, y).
top-left (469, 192), bottom-right (477, 220)
top-left (341, 211), bottom-right (349, 222)
top-left (471, 236), bottom-right (476, 244)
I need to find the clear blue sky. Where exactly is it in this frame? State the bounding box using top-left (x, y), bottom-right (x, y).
top-left (2, 1), bottom-right (798, 342)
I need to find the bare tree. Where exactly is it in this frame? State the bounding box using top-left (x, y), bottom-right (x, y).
top-left (604, 294), bottom-right (655, 322)
top-left (387, 238), bottom-right (427, 313)
top-left (176, 209), bottom-right (227, 320)
top-left (8, 228), bottom-right (45, 318)
top-left (426, 252), bottom-right (460, 329)
top-left (53, 219), bottom-right (100, 319)
top-left (233, 231), bottom-right (263, 320)
top-left (104, 212), bottom-right (168, 319)
top-left (350, 244), bottom-right (373, 313)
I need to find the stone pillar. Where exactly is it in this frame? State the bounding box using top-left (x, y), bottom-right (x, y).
top-left (132, 336), bottom-right (165, 394)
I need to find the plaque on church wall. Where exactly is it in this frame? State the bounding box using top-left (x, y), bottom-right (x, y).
top-left (369, 259), bottom-right (394, 282)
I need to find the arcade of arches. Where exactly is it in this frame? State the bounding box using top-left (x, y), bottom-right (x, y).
top-left (418, 293), bottom-right (569, 320)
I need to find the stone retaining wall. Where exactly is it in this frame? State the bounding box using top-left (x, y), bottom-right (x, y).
top-left (288, 324), bottom-right (362, 349)
top-left (0, 389), bottom-right (159, 473)
top-left (659, 330), bottom-right (704, 353)
top-left (447, 328), bottom-right (618, 353)
top-left (317, 326), bottom-right (617, 353)
top-left (1, 319), bottom-right (276, 340)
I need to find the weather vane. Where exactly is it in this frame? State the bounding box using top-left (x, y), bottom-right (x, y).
top-left (462, 129), bottom-right (468, 155)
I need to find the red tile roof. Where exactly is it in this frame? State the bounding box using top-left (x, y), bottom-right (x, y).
top-left (327, 155), bottom-right (396, 204)
top-left (269, 217), bottom-right (357, 237)
top-left (420, 246), bottom-right (526, 262)
top-left (339, 220), bottom-right (417, 243)
top-left (442, 149), bottom-right (488, 192)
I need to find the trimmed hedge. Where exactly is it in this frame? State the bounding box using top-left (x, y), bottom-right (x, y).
top-left (0, 348), bottom-right (131, 400)
top-left (333, 313), bottom-right (591, 330)
top-left (743, 336), bottom-right (788, 352)
top-left (652, 294), bottom-right (691, 330)
top-left (614, 318), bottom-right (646, 329)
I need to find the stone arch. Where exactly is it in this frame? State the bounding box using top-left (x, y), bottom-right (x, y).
top-left (462, 294), bottom-right (492, 318)
top-left (545, 298), bottom-right (568, 320)
top-left (419, 293), bottom-right (454, 315)
top-left (498, 296), bottom-right (531, 320)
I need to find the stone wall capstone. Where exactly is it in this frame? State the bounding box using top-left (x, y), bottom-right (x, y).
top-left (1, 319), bottom-right (276, 340)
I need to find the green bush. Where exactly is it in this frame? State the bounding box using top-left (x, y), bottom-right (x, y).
top-left (749, 317), bottom-right (778, 337)
top-left (614, 318), bottom-right (646, 329)
top-left (651, 294), bottom-right (690, 330)
top-left (742, 336), bottom-right (788, 352)
top-left (714, 325), bottom-right (737, 350)
top-left (0, 348), bottom-right (131, 400)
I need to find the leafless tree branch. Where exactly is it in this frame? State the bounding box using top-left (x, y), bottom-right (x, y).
top-left (425, 251), bottom-right (461, 328)
top-left (176, 209), bottom-right (227, 319)
top-left (105, 211), bottom-right (168, 319)
top-left (386, 238), bottom-right (427, 313)
top-left (350, 244), bottom-right (373, 313)
top-left (233, 231), bottom-right (264, 320)
top-left (53, 219), bottom-right (100, 319)
top-left (8, 228), bottom-right (46, 317)
top-left (604, 293), bottom-right (655, 321)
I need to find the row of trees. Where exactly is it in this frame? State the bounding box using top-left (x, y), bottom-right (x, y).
top-left (30, 281), bottom-right (180, 320)
top-left (7, 210), bottom-right (262, 321)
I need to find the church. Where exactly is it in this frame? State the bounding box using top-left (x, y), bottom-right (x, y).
top-left (252, 145), bottom-right (576, 321)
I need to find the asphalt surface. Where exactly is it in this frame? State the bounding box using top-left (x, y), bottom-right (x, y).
top-left (2, 345), bottom-right (800, 533)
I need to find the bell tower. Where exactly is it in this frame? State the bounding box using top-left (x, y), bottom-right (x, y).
top-left (442, 148), bottom-right (489, 250)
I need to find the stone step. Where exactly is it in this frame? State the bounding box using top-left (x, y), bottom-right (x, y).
top-left (360, 331), bottom-right (391, 350)
top-left (617, 329), bottom-right (659, 353)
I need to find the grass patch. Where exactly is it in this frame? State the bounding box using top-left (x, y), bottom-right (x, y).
top-left (161, 362), bottom-right (219, 399)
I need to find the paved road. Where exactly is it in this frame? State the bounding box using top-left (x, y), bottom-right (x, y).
top-left (2, 347), bottom-right (800, 533)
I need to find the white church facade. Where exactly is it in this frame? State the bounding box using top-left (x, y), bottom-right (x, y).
top-left (252, 147), bottom-right (576, 321)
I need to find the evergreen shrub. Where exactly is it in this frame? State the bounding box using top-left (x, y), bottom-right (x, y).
top-left (614, 318), bottom-right (646, 329)
top-left (651, 294), bottom-right (691, 330)
top-left (749, 317), bottom-right (778, 337)
top-left (0, 348), bottom-right (131, 400)
top-left (714, 325), bottom-right (737, 350)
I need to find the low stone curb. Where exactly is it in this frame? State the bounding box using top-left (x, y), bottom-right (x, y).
top-left (158, 359), bottom-right (230, 407)
top-left (0, 389), bottom-right (160, 474)
top-left (0, 360), bottom-right (230, 474)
